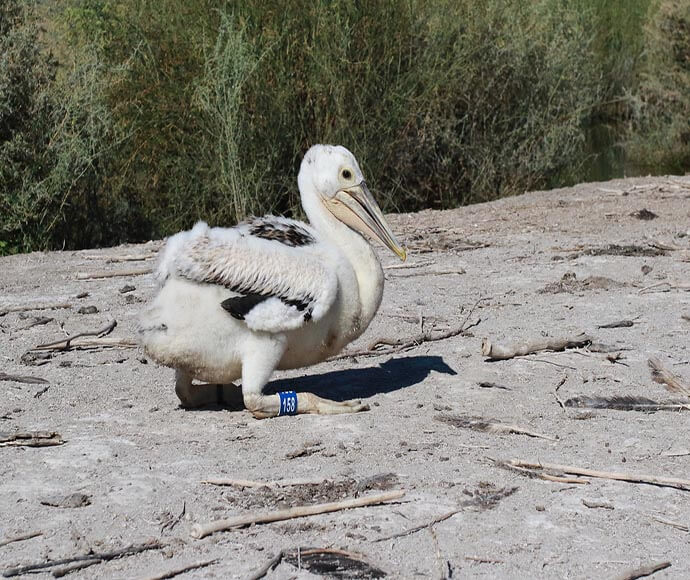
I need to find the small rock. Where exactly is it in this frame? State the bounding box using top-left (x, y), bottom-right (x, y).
top-left (77, 305), bottom-right (98, 314)
top-left (641, 264), bottom-right (653, 275)
top-left (119, 284), bottom-right (136, 294)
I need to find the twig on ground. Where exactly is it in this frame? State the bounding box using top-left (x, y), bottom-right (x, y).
top-left (190, 490), bottom-right (405, 539)
top-left (384, 260), bottom-right (435, 270)
top-left (247, 551), bottom-right (284, 580)
top-left (201, 477), bottom-right (325, 489)
top-left (138, 559), bottom-right (219, 580)
top-left (0, 303), bottom-right (71, 317)
top-left (0, 432), bottom-right (64, 448)
top-left (375, 486), bottom-right (516, 543)
top-left (614, 561), bottom-right (670, 580)
top-left (76, 268), bottom-right (152, 280)
top-left (639, 281), bottom-right (690, 294)
top-left (553, 375), bottom-right (568, 410)
top-left (493, 459), bottom-right (690, 491)
top-left (388, 268), bottom-right (466, 278)
top-left (598, 319), bottom-right (635, 329)
top-left (51, 559), bottom-right (102, 578)
top-left (33, 337), bottom-right (137, 352)
top-left (648, 358), bottom-right (690, 398)
top-left (650, 515), bottom-right (689, 532)
top-left (2, 541), bottom-right (163, 577)
top-left (526, 358), bottom-right (578, 370)
top-left (465, 556), bottom-right (504, 564)
top-left (34, 320), bottom-right (117, 350)
top-left (17, 316), bottom-right (54, 331)
top-left (374, 509), bottom-right (461, 542)
top-left (428, 525), bottom-right (446, 580)
top-left (332, 298), bottom-right (485, 360)
top-left (0, 531), bottom-right (43, 548)
top-left (435, 414), bottom-right (557, 441)
top-left (0, 373), bottom-right (49, 385)
top-left (481, 333), bottom-right (592, 360)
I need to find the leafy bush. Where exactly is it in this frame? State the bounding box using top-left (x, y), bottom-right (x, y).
top-left (626, 0), bottom-right (690, 173)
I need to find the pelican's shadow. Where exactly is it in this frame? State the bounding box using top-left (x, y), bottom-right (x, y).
top-left (265, 355), bottom-right (457, 401)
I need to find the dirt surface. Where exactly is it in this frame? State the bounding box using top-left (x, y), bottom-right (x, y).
top-left (1, 175), bottom-right (689, 579)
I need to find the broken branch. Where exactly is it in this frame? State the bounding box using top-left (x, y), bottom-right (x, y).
top-left (0, 373), bottom-right (49, 385)
top-left (614, 561), bottom-right (670, 580)
top-left (482, 333), bottom-right (592, 360)
top-left (494, 459), bottom-right (690, 491)
top-left (0, 532), bottom-right (42, 548)
top-left (138, 559), bottom-right (219, 580)
top-left (2, 541), bottom-right (163, 577)
top-left (0, 303), bottom-right (71, 317)
top-left (34, 319), bottom-right (118, 350)
top-left (190, 489), bottom-right (405, 539)
top-left (0, 431), bottom-right (64, 448)
top-left (76, 268), bottom-right (152, 280)
top-left (332, 298), bottom-right (485, 360)
top-left (201, 477), bottom-right (325, 489)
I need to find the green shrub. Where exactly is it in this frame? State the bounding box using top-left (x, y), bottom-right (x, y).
top-left (1, 0), bottom-right (687, 254)
top-left (626, 0), bottom-right (690, 173)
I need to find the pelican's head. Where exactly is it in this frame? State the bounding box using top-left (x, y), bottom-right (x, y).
top-left (298, 144), bottom-right (406, 261)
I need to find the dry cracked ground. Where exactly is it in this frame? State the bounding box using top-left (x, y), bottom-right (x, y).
top-left (1, 175), bottom-right (689, 579)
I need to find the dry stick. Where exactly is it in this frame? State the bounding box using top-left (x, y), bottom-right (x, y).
top-left (648, 357), bottom-right (690, 398)
top-left (0, 303), bottom-right (71, 317)
top-left (384, 260), bottom-right (435, 270)
top-left (553, 375), bottom-right (568, 410)
top-left (481, 333), bottom-right (592, 360)
top-left (247, 551), bottom-right (284, 580)
top-left (33, 337), bottom-right (138, 351)
top-left (388, 269), bottom-right (466, 278)
top-left (0, 432), bottom-right (64, 448)
top-left (51, 559), bottom-right (102, 578)
top-left (2, 541), bottom-right (163, 577)
top-left (500, 459), bottom-right (690, 491)
top-left (190, 489), bottom-right (405, 539)
top-left (76, 268), bottom-right (152, 280)
top-left (650, 515), bottom-right (689, 532)
top-left (639, 281), bottom-right (690, 294)
top-left (374, 509), bottom-right (461, 542)
top-left (138, 559), bottom-right (219, 580)
top-left (34, 319), bottom-right (117, 350)
top-left (332, 298), bottom-right (485, 361)
top-left (201, 477), bottom-right (325, 489)
top-left (0, 531), bottom-right (43, 548)
top-left (614, 561), bottom-right (671, 580)
top-left (0, 373), bottom-right (49, 385)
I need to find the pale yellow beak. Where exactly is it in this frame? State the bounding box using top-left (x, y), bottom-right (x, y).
top-left (326, 181), bottom-right (407, 261)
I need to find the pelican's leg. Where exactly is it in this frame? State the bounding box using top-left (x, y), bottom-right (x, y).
top-left (174, 369), bottom-right (239, 408)
top-left (241, 338), bottom-right (369, 419)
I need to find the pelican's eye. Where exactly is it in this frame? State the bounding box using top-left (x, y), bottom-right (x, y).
top-left (341, 169), bottom-right (353, 181)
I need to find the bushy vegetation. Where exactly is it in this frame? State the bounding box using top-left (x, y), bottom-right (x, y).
top-left (0, 0), bottom-right (687, 254)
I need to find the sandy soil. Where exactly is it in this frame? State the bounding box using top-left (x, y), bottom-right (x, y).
top-left (1, 175), bottom-right (689, 579)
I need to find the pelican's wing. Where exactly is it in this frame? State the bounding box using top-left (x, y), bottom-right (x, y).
top-left (156, 221), bottom-right (338, 332)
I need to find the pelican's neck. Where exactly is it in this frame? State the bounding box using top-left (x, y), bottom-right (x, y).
top-left (302, 190), bottom-right (384, 332)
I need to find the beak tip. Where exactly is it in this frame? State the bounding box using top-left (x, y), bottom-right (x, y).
top-left (397, 247), bottom-right (407, 262)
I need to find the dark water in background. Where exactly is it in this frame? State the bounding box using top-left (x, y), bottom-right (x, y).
top-left (581, 123), bottom-right (630, 183)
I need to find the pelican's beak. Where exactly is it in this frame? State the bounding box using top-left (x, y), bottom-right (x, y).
top-left (327, 181), bottom-right (407, 261)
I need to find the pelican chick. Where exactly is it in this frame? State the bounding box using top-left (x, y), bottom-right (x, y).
top-left (139, 144), bottom-right (406, 419)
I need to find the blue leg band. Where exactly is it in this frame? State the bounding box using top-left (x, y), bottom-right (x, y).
top-left (278, 391), bottom-right (298, 416)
